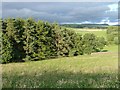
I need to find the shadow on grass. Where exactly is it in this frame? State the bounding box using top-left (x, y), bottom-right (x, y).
top-left (2, 70), bottom-right (119, 88)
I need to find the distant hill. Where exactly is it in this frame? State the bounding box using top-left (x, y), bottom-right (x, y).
top-left (60, 24), bottom-right (109, 29)
top-left (113, 25), bottom-right (120, 26)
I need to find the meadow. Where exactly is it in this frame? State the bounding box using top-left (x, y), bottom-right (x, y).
top-left (66, 28), bottom-right (107, 38)
top-left (2, 28), bottom-right (119, 88)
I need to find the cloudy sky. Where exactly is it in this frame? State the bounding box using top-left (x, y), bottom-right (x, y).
top-left (2, 2), bottom-right (118, 25)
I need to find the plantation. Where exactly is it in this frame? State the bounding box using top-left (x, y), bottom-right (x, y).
top-left (1, 18), bottom-right (107, 63)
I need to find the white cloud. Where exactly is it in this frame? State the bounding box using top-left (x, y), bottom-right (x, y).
top-left (108, 3), bottom-right (118, 12)
top-left (81, 21), bottom-right (92, 24)
top-left (98, 18), bottom-right (118, 25)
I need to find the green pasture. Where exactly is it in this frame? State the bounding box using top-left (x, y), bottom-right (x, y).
top-left (2, 44), bottom-right (118, 88)
top-left (66, 28), bottom-right (107, 38)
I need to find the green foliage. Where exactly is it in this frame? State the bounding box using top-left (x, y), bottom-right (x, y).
top-left (5, 18), bottom-right (25, 62)
top-left (107, 26), bottom-right (119, 45)
top-left (96, 37), bottom-right (107, 51)
top-left (83, 33), bottom-right (96, 54)
top-left (13, 18), bottom-right (26, 61)
top-left (1, 18), bottom-right (107, 63)
top-left (1, 34), bottom-right (13, 63)
top-left (2, 18), bottom-right (15, 63)
top-left (52, 23), bottom-right (64, 57)
top-left (61, 24), bottom-right (108, 29)
top-left (0, 19), bottom-right (2, 63)
top-left (23, 18), bottom-right (36, 61)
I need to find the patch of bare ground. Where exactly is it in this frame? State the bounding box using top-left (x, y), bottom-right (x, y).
top-left (91, 52), bottom-right (118, 55)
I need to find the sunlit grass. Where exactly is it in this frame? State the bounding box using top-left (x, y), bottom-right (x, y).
top-left (67, 28), bottom-right (107, 38)
top-left (104, 45), bottom-right (118, 52)
top-left (2, 45), bottom-right (118, 88)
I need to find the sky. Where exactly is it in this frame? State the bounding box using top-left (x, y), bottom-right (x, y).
top-left (2, 2), bottom-right (119, 25)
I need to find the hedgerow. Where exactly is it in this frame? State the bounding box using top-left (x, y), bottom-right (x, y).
top-left (1, 18), bottom-right (107, 63)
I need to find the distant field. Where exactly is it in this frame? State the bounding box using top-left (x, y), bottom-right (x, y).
top-left (2, 44), bottom-right (118, 88)
top-left (67, 28), bottom-right (107, 38)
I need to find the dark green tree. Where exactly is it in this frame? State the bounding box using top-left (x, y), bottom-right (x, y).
top-left (83, 33), bottom-right (96, 54)
top-left (23, 18), bottom-right (36, 61)
top-left (1, 34), bottom-right (13, 63)
top-left (95, 37), bottom-right (107, 52)
top-left (32, 20), bottom-right (48, 60)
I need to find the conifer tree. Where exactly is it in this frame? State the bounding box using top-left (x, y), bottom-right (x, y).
top-left (23, 18), bottom-right (36, 61)
top-left (2, 34), bottom-right (13, 63)
top-left (52, 23), bottom-right (63, 57)
top-left (32, 20), bottom-right (47, 60)
top-left (13, 18), bottom-right (26, 61)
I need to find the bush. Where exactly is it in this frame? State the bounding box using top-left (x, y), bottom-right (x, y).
top-left (96, 37), bottom-right (107, 51)
top-left (83, 33), bottom-right (96, 54)
top-left (107, 26), bottom-right (118, 45)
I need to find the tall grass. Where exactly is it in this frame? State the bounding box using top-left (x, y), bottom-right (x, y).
top-left (2, 47), bottom-right (118, 88)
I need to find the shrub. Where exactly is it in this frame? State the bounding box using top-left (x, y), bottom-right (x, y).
top-left (107, 26), bottom-right (118, 45)
top-left (96, 37), bottom-right (107, 51)
top-left (83, 33), bottom-right (96, 54)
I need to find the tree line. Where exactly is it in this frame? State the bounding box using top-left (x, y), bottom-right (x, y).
top-left (61, 24), bottom-right (109, 29)
top-left (1, 18), bottom-right (107, 64)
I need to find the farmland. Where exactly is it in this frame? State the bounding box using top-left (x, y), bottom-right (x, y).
top-left (66, 28), bottom-right (107, 38)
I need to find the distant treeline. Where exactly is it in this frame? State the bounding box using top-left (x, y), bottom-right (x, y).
top-left (61, 24), bottom-right (109, 29)
top-left (1, 18), bottom-right (107, 63)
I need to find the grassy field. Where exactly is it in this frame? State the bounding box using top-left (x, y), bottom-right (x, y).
top-left (2, 28), bottom-right (118, 88)
top-left (67, 28), bottom-right (107, 38)
top-left (2, 44), bottom-right (118, 88)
